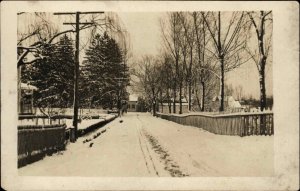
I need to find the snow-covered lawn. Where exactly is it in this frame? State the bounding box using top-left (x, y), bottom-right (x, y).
top-left (18, 114), bottom-right (116, 130)
top-left (18, 112), bottom-right (273, 177)
top-left (65, 114), bottom-right (116, 130)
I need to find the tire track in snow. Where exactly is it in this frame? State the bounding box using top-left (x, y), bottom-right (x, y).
top-left (137, 114), bottom-right (189, 177)
top-left (137, 132), bottom-right (151, 174)
top-left (143, 130), bottom-right (189, 177)
top-left (136, 114), bottom-right (159, 176)
top-left (139, 130), bottom-right (159, 176)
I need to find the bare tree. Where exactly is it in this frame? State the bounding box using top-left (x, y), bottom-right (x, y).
top-left (192, 12), bottom-right (218, 112)
top-left (159, 52), bottom-right (174, 113)
top-left (17, 12), bottom-right (123, 68)
top-left (160, 12), bottom-right (182, 114)
top-left (201, 11), bottom-right (250, 111)
top-left (132, 56), bottom-right (162, 116)
top-left (17, 12), bottom-right (126, 120)
top-left (179, 12), bottom-right (196, 112)
top-left (246, 11), bottom-right (272, 111)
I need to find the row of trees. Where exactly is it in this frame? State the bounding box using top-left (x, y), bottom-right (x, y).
top-left (134, 11), bottom-right (272, 114)
top-left (22, 33), bottom-right (129, 114)
top-left (21, 35), bottom-right (75, 115)
top-left (18, 13), bottom-right (130, 116)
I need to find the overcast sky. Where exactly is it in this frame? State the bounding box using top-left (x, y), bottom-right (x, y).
top-left (117, 12), bottom-right (273, 99)
top-left (118, 12), bottom-right (163, 58)
top-left (18, 12), bottom-right (273, 99)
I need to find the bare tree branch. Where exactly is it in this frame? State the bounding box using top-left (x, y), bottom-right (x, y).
top-left (201, 12), bottom-right (219, 54)
top-left (223, 12), bottom-right (245, 54)
top-left (18, 30), bottom-right (40, 45)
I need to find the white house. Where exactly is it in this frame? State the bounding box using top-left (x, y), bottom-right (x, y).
top-left (127, 94), bottom-right (138, 112)
top-left (159, 98), bottom-right (189, 114)
top-left (211, 96), bottom-right (242, 112)
top-left (18, 83), bottom-right (38, 114)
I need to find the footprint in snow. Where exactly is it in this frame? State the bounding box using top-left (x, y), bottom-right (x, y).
top-left (89, 142), bottom-right (94, 147)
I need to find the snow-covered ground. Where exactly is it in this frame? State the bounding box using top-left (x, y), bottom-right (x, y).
top-left (18, 112), bottom-right (273, 177)
top-left (18, 114), bottom-right (115, 129)
top-left (65, 114), bottom-right (116, 130)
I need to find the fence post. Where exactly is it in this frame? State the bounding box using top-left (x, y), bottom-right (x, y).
top-left (70, 126), bottom-right (76, 143)
top-left (260, 115), bottom-right (266, 135)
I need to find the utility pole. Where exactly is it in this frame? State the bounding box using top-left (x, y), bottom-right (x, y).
top-left (54, 11), bottom-right (104, 142)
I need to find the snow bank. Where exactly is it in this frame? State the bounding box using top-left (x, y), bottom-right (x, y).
top-left (142, 113), bottom-right (274, 176)
top-left (18, 113), bottom-right (273, 177)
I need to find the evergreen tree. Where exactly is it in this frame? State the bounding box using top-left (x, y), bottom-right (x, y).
top-left (82, 32), bottom-right (129, 109)
top-left (22, 34), bottom-right (75, 114)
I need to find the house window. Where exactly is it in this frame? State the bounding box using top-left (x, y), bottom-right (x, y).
top-left (132, 104), bottom-right (135, 109)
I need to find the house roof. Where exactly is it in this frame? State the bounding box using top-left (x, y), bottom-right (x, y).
top-left (161, 103), bottom-right (189, 106)
top-left (168, 98), bottom-right (188, 103)
top-left (129, 94), bottom-right (138, 102)
top-left (212, 95), bottom-right (241, 108)
top-left (212, 96), bottom-right (235, 102)
top-left (231, 100), bottom-right (241, 108)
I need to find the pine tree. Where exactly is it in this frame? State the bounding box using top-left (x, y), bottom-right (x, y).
top-left (22, 34), bottom-right (75, 114)
top-left (82, 32), bottom-right (129, 109)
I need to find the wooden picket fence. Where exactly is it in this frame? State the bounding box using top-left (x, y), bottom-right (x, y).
top-left (155, 112), bottom-right (274, 136)
top-left (18, 124), bottom-right (66, 167)
top-left (18, 114), bottom-right (118, 167)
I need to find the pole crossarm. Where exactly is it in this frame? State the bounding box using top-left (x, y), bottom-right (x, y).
top-left (53, 12), bottom-right (76, 15)
top-left (80, 11), bottom-right (105, 14)
top-left (52, 11), bottom-right (105, 142)
top-left (54, 11), bottom-right (104, 15)
top-left (63, 22), bottom-right (94, 25)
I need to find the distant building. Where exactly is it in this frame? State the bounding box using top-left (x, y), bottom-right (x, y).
top-left (127, 94), bottom-right (138, 112)
top-left (210, 96), bottom-right (242, 112)
top-left (18, 83), bottom-right (38, 114)
top-left (159, 98), bottom-right (189, 114)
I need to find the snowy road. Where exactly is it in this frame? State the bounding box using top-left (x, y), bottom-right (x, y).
top-left (19, 112), bottom-right (274, 177)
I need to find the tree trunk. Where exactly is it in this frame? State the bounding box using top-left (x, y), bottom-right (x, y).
top-left (217, 12), bottom-right (225, 112)
top-left (109, 95), bottom-right (113, 110)
top-left (188, 46), bottom-right (193, 112)
top-left (259, 63), bottom-right (267, 111)
top-left (201, 81), bottom-right (205, 111)
top-left (173, 86), bottom-right (176, 113)
top-left (188, 81), bottom-right (192, 111)
top-left (160, 91), bottom-right (163, 113)
top-left (195, 89), bottom-right (201, 111)
top-left (179, 81), bottom-right (183, 114)
top-left (152, 99), bottom-right (156, 116)
top-left (167, 88), bottom-right (172, 113)
top-left (259, 64), bottom-right (267, 135)
top-left (220, 56), bottom-right (225, 112)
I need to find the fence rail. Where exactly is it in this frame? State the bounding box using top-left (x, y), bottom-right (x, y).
top-left (155, 112), bottom-right (274, 136)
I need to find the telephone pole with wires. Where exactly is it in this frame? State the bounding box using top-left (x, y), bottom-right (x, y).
top-left (53, 11), bottom-right (104, 142)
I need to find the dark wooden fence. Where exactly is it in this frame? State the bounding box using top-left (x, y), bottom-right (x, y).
top-left (18, 124), bottom-right (66, 167)
top-left (155, 112), bottom-right (274, 136)
top-left (18, 115), bottom-right (117, 167)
